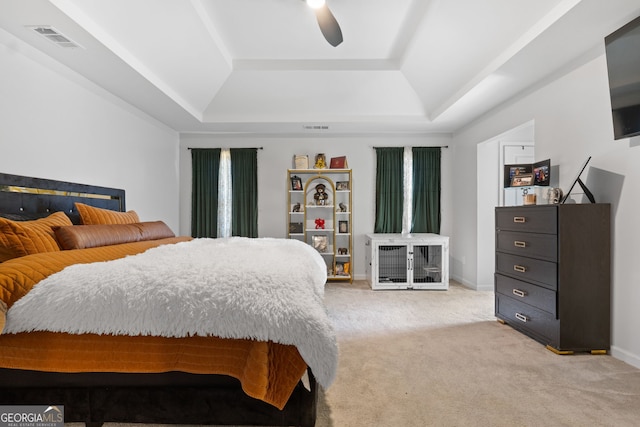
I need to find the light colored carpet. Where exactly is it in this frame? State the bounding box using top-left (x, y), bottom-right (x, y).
top-left (318, 280), bottom-right (640, 427)
top-left (91, 280), bottom-right (640, 427)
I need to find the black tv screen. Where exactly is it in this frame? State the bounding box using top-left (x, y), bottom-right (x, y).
top-left (605, 15), bottom-right (640, 140)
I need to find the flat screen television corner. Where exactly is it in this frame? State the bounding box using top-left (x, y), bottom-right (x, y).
top-left (561, 156), bottom-right (596, 204)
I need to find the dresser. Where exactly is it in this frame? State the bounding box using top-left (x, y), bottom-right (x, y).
top-left (494, 204), bottom-right (610, 354)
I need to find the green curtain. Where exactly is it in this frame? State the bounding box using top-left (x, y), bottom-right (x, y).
top-left (374, 147), bottom-right (404, 233)
top-left (412, 147), bottom-right (441, 233)
top-left (230, 148), bottom-right (258, 238)
top-left (191, 148), bottom-right (220, 238)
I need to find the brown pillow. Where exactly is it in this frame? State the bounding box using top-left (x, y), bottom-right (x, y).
top-left (75, 202), bottom-right (140, 225)
top-left (135, 221), bottom-right (176, 241)
top-left (54, 221), bottom-right (175, 250)
top-left (0, 212), bottom-right (72, 261)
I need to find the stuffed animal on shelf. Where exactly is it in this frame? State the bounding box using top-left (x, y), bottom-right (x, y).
top-left (315, 218), bottom-right (325, 229)
top-left (314, 183), bottom-right (329, 206)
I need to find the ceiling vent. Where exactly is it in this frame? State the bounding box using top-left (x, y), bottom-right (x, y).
top-left (303, 125), bottom-right (330, 131)
top-left (28, 26), bottom-right (83, 49)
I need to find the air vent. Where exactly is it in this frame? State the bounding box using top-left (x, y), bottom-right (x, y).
top-left (28, 26), bottom-right (83, 49)
top-left (303, 125), bottom-right (330, 131)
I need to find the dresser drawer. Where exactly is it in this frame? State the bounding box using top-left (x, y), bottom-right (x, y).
top-left (496, 206), bottom-right (557, 234)
top-left (496, 294), bottom-right (558, 344)
top-left (496, 252), bottom-right (557, 290)
top-left (495, 274), bottom-right (556, 316)
top-left (496, 230), bottom-right (557, 262)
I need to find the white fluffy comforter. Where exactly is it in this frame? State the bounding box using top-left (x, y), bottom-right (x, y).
top-left (5, 237), bottom-right (337, 387)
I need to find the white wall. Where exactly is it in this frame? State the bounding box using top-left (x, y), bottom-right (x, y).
top-left (0, 33), bottom-right (180, 231)
top-left (452, 53), bottom-right (640, 368)
top-left (179, 133), bottom-right (453, 279)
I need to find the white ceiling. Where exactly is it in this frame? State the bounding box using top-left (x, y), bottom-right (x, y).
top-left (1, 0), bottom-right (639, 135)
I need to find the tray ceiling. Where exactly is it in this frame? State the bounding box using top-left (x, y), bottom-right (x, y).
top-left (1, 0), bottom-right (639, 134)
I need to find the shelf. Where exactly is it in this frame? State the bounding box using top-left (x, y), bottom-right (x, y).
top-left (287, 168), bottom-right (353, 283)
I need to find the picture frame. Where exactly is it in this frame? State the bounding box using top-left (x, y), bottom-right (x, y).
top-left (312, 234), bottom-right (328, 253)
top-left (338, 220), bottom-right (349, 233)
top-left (510, 173), bottom-right (534, 187)
top-left (533, 159), bottom-right (550, 186)
top-left (336, 181), bottom-right (349, 191)
top-left (293, 154), bottom-right (309, 169)
top-left (291, 176), bottom-right (302, 191)
top-left (504, 164), bottom-right (532, 188)
top-left (330, 156), bottom-right (348, 169)
top-left (289, 222), bottom-right (303, 233)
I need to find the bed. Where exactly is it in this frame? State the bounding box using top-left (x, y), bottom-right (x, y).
top-left (0, 172), bottom-right (336, 427)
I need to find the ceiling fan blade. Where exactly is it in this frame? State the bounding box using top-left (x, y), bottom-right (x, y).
top-left (314, 4), bottom-right (343, 47)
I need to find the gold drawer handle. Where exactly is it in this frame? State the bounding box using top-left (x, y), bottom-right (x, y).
top-left (513, 265), bottom-right (527, 273)
top-left (513, 216), bottom-right (526, 223)
top-left (515, 313), bottom-right (529, 323)
top-left (512, 289), bottom-right (527, 298)
top-left (514, 241), bottom-right (527, 248)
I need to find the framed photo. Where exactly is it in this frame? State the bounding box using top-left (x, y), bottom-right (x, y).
top-left (533, 159), bottom-right (550, 186)
top-left (289, 222), bottom-right (303, 233)
top-left (293, 154), bottom-right (309, 169)
top-left (312, 235), bottom-right (328, 252)
top-left (511, 173), bottom-right (534, 187)
top-left (330, 156), bottom-right (348, 169)
top-left (291, 175), bottom-right (302, 191)
top-left (504, 164), bottom-right (532, 188)
top-left (336, 181), bottom-right (349, 191)
top-left (338, 220), bottom-right (349, 233)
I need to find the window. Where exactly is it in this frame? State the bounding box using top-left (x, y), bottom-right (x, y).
top-left (374, 147), bottom-right (441, 234)
top-left (191, 148), bottom-right (258, 238)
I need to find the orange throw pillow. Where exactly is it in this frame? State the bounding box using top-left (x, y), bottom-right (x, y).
top-left (75, 202), bottom-right (140, 225)
top-left (0, 212), bottom-right (72, 261)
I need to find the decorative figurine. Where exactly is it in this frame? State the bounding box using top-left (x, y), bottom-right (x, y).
top-left (338, 202), bottom-right (347, 212)
top-left (315, 218), bottom-right (325, 229)
top-left (313, 183), bottom-right (329, 206)
top-left (314, 153), bottom-right (327, 169)
top-left (292, 202), bottom-right (301, 212)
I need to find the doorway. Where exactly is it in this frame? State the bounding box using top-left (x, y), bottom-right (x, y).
top-left (476, 121), bottom-right (534, 290)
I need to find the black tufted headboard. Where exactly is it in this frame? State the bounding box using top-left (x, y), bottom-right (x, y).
top-left (0, 172), bottom-right (125, 224)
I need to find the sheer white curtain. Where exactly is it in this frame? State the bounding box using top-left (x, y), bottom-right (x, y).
top-left (217, 148), bottom-right (232, 238)
top-left (402, 146), bottom-right (413, 234)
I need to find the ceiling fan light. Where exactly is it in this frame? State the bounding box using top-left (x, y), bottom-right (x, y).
top-left (306, 0), bottom-right (325, 9)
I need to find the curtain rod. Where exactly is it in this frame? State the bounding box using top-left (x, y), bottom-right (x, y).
top-left (188, 147), bottom-right (264, 150)
top-left (372, 145), bottom-right (448, 149)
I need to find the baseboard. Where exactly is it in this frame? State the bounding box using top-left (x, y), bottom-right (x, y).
top-left (450, 274), bottom-right (483, 290)
top-left (610, 345), bottom-right (640, 370)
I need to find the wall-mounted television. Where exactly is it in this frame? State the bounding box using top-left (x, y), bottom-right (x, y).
top-left (605, 15), bottom-right (640, 140)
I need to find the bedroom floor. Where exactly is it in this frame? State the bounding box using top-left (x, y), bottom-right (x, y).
top-left (317, 280), bottom-right (640, 427)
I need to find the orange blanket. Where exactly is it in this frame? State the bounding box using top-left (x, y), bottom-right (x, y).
top-left (0, 237), bottom-right (308, 409)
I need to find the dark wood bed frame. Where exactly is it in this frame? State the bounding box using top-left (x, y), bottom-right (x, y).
top-left (0, 172), bottom-right (318, 427)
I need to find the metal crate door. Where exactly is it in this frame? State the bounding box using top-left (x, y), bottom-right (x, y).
top-left (411, 244), bottom-right (442, 284)
top-left (376, 244), bottom-right (408, 284)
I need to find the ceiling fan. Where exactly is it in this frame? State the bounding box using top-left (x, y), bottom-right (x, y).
top-left (304, 0), bottom-right (343, 47)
